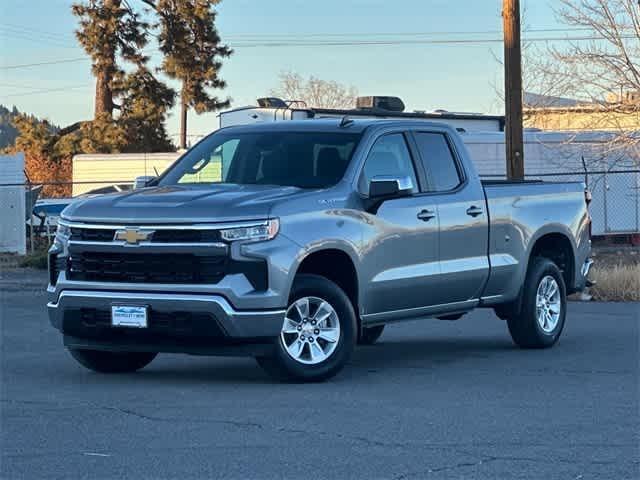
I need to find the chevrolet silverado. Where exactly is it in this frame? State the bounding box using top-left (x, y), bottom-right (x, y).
top-left (48, 119), bottom-right (593, 381)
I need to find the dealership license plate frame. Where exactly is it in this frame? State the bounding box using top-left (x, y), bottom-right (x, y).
top-left (111, 305), bottom-right (148, 328)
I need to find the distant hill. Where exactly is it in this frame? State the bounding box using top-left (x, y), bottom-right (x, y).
top-left (0, 105), bottom-right (20, 149)
top-left (0, 105), bottom-right (59, 150)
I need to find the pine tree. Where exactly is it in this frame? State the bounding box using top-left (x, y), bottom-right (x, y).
top-left (154, 0), bottom-right (232, 149)
top-left (72, 1), bottom-right (176, 152)
top-left (72, 0), bottom-right (148, 119)
top-left (117, 66), bottom-right (175, 152)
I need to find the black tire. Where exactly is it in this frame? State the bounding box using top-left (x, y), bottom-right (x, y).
top-left (506, 257), bottom-right (567, 349)
top-left (68, 349), bottom-right (157, 373)
top-left (358, 325), bottom-right (385, 345)
top-left (256, 274), bottom-right (357, 382)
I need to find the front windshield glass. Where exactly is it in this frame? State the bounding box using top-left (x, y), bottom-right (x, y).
top-left (160, 130), bottom-right (362, 189)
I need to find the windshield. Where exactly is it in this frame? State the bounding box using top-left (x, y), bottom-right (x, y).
top-left (160, 130), bottom-right (362, 189)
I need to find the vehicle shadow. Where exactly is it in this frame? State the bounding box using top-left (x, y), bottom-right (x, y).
top-left (87, 335), bottom-right (519, 386)
top-left (351, 336), bottom-right (516, 370)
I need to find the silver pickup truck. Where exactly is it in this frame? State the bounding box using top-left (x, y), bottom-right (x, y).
top-left (48, 119), bottom-right (593, 381)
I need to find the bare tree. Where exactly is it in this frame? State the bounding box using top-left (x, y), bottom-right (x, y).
top-left (270, 72), bottom-right (358, 109)
top-left (524, 0), bottom-right (640, 168)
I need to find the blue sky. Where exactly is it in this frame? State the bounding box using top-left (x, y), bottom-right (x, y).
top-left (0, 0), bottom-right (562, 141)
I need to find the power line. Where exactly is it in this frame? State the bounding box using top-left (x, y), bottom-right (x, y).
top-left (1, 33), bottom-right (635, 71)
top-left (1, 23), bottom-right (633, 48)
top-left (0, 25), bottom-right (77, 49)
top-left (0, 58), bottom-right (87, 70)
top-left (0, 84), bottom-right (92, 98)
top-left (229, 34), bottom-right (637, 48)
top-left (223, 27), bottom-right (600, 39)
top-left (0, 22), bottom-right (75, 42)
top-left (0, 82), bottom-right (45, 90)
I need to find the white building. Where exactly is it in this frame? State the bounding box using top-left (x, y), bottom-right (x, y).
top-left (0, 153), bottom-right (26, 254)
top-left (72, 152), bottom-right (181, 196)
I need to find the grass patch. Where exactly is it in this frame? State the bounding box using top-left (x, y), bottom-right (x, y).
top-left (18, 250), bottom-right (48, 270)
top-left (589, 264), bottom-right (640, 302)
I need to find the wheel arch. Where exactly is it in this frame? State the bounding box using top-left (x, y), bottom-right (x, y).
top-left (496, 226), bottom-right (577, 319)
top-left (526, 227), bottom-right (577, 292)
top-left (293, 247), bottom-right (360, 318)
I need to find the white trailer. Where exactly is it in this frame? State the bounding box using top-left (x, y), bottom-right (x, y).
top-left (219, 96), bottom-right (505, 132)
top-left (72, 152), bottom-right (181, 196)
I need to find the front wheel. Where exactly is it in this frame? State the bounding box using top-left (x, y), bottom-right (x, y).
top-left (68, 349), bottom-right (157, 373)
top-left (506, 257), bottom-right (567, 348)
top-left (256, 274), bottom-right (357, 382)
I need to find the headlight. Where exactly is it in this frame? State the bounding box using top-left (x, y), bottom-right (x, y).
top-left (220, 219), bottom-right (279, 243)
top-left (55, 221), bottom-right (71, 242)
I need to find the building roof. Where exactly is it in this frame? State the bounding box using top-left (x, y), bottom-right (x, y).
top-left (524, 92), bottom-right (596, 109)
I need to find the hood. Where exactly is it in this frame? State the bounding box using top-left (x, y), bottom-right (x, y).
top-left (61, 184), bottom-right (305, 224)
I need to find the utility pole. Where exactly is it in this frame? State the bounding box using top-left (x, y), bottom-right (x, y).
top-left (179, 99), bottom-right (187, 150)
top-left (503, 0), bottom-right (525, 180)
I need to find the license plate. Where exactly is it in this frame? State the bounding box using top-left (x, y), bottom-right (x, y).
top-left (111, 305), bottom-right (148, 328)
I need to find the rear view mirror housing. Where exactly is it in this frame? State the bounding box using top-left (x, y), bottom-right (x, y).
top-left (368, 175), bottom-right (414, 199)
top-left (133, 176), bottom-right (156, 189)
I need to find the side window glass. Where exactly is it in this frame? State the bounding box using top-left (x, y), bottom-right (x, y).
top-left (414, 132), bottom-right (461, 192)
top-left (361, 133), bottom-right (418, 192)
top-left (178, 138), bottom-right (239, 184)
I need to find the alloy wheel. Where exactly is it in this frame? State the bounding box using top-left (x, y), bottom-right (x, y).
top-left (280, 296), bottom-right (341, 365)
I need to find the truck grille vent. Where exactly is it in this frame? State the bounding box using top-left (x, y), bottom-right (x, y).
top-left (69, 227), bottom-right (221, 243)
top-left (70, 228), bottom-right (115, 242)
top-left (68, 252), bottom-right (227, 284)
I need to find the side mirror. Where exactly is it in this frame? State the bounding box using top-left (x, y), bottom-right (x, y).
top-left (368, 175), bottom-right (414, 199)
top-left (133, 176), bottom-right (156, 190)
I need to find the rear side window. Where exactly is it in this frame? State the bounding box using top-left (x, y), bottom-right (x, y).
top-left (414, 132), bottom-right (461, 192)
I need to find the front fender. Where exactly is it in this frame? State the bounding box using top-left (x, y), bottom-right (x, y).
top-left (278, 208), bottom-right (365, 307)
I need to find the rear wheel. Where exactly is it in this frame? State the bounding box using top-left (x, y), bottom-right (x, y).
top-left (506, 257), bottom-right (567, 348)
top-left (256, 274), bottom-right (357, 382)
top-left (68, 349), bottom-right (157, 373)
top-left (358, 325), bottom-right (385, 345)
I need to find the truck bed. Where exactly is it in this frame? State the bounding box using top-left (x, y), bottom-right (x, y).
top-left (479, 180), bottom-right (590, 303)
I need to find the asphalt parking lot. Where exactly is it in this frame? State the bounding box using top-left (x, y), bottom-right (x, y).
top-left (1, 268), bottom-right (638, 480)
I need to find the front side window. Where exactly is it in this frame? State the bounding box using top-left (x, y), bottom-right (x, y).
top-left (414, 132), bottom-right (462, 192)
top-left (160, 131), bottom-right (362, 189)
top-left (360, 133), bottom-right (418, 192)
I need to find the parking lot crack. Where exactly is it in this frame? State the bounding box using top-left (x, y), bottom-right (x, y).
top-left (97, 405), bottom-right (264, 430)
top-left (393, 455), bottom-right (497, 479)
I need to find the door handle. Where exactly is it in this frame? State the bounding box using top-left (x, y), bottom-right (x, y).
top-left (466, 205), bottom-right (484, 217)
top-left (417, 209), bottom-right (436, 221)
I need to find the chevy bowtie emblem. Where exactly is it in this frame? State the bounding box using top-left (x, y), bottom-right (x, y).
top-left (114, 228), bottom-right (154, 245)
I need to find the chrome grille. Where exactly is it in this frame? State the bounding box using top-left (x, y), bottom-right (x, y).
top-left (69, 226), bottom-right (221, 244)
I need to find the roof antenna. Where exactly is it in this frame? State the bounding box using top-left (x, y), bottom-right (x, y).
top-left (339, 115), bottom-right (354, 128)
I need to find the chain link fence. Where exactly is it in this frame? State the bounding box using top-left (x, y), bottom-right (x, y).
top-left (480, 169), bottom-right (640, 236)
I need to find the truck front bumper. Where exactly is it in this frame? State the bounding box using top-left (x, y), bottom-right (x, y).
top-left (48, 290), bottom-right (285, 355)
